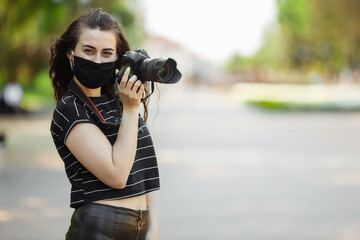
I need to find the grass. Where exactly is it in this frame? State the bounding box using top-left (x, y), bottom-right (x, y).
top-left (230, 83), bottom-right (360, 112)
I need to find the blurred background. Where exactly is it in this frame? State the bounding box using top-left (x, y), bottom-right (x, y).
top-left (1, 0), bottom-right (360, 239)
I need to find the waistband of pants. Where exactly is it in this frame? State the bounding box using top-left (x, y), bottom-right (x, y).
top-left (85, 202), bottom-right (149, 217)
top-left (66, 202), bottom-right (150, 239)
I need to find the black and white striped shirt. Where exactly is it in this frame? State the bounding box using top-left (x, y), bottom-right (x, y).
top-left (50, 90), bottom-right (160, 208)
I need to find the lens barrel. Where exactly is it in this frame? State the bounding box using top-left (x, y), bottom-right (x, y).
top-left (116, 49), bottom-right (182, 84)
top-left (139, 58), bottom-right (181, 83)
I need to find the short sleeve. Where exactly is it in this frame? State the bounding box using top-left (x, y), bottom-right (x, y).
top-left (51, 95), bottom-right (94, 145)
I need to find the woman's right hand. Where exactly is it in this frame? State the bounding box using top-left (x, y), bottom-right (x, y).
top-left (117, 67), bottom-right (144, 110)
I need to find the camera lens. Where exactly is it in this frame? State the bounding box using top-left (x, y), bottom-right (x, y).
top-left (120, 51), bottom-right (181, 84)
top-left (157, 64), bottom-right (171, 79)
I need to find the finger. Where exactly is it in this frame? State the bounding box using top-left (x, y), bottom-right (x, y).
top-left (132, 79), bottom-right (142, 92)
top-left (126, 75), bottom-right (138, 91)
top-left (119, 67), bottom-right (131, 89)
top-left (136, 84), bottom-right (145, 98)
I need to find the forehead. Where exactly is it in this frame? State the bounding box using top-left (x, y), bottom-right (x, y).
top-left (76, 28), bottom-right (117, 49)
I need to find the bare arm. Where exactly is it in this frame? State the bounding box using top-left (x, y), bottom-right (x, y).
top-left (66, 67), bottom-right (145, 189)
top-left (146, 192), bottom-right (159, 240)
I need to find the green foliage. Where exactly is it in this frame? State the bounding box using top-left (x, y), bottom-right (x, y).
top-left (0, 0), bottom-right (145, 109)
top-left (22, 68), bottom-right (54, 110)
top-left (252, 23), bottom-right (284, 69)
top-left (224, 23), bottom-right (285, 73)
top-left (277, 0), bottom-right (311, 37)
top-left (0, 0), bottom-right (143, 83)
top-left (32, 69), bottom-right (53, 98)
top-left (227, 0), bottom-right (360, 76)
top-left (231, 83), bottom-right (360, 112)
top-left (277, 0), bottom-right (360, 73)
top-left (247, 100), bottom-right (360, 112)
top-left (225, 54), bottom-right (255, 73)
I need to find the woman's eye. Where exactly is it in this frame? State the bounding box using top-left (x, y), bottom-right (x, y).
top-left (84, 49), bottom-right (93, 54)
top-left (103, 52), bottom-right (112, 56)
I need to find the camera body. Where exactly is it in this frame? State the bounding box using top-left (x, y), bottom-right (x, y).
top-left (116, 48), bottom-right (181, 84)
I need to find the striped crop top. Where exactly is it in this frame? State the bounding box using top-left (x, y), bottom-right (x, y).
top-left (50, 90), bottom-right (160, 208)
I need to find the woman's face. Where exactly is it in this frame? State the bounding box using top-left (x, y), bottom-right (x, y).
top-left (72, 28), bottom-right (117, 63)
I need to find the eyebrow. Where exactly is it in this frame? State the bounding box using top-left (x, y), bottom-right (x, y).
top-left (81, 45), bottom-right (115, 51)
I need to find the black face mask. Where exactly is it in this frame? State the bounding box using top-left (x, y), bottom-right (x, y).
top-left (72, 53), bottom-right (117, 89)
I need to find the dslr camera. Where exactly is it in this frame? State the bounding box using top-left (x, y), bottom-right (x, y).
top-left (116, 48), bottom-right (182, 84)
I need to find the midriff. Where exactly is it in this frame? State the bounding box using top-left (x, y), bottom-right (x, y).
top-left (94, 194), bottom-right (147, 210)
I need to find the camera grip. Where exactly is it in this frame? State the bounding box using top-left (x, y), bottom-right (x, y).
top-left (115, 65), bottom-right (133, 84)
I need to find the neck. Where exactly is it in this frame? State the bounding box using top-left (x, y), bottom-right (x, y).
top-left (73, 77), bottom-right (101, 97)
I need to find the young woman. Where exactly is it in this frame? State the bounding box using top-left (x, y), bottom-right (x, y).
top-left (49, 9), bottom-right (160, 240)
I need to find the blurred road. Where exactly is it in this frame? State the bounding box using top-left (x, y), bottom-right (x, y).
top-left (1, 85), bottom-right (360, 240)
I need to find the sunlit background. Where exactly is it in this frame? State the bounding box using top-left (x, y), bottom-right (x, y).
top-left (142, 0), bottom-right (277, 63)
top-left (1, 0), bottom-right (360, 239)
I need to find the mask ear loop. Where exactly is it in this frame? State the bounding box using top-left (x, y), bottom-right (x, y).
top-left (69, 58), bottom-right (74, 70)
top-left (69, 50), bottom-right (75, 70)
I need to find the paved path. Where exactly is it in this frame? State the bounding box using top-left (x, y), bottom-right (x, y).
top-left (1, 85), bottom-right (360, 239)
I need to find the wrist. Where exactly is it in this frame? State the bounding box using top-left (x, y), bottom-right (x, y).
top-left (122, 105), bottom-right (140, 114)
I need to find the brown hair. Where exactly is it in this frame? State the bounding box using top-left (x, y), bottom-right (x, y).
top-left (49, 8), bottom-right (149, 121)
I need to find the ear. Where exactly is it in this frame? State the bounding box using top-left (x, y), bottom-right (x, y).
top-left (66, 50), bottom-right (74, 60)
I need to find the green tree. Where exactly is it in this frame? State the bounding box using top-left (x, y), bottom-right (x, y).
top-left (277, 0), bottom-right (311, 69)
top-left (0, 0), bottom-right (144, 87)
top-left (276, 0), bottom-right (360, 73)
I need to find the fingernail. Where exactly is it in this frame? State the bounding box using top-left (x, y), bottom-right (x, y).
top-left (126, 67), bottom-right (130, 72)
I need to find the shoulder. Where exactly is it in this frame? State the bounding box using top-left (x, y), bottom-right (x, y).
top-left (51, 91), bottom-right (93, 143)
top-left (53, 91), bottom-right (89, 122)
top-left (57, 91), bottom-right (85, 113)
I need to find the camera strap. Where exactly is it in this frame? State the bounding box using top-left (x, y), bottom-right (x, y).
top-left (68, 78), bottom-right (120, 127)
top-left (141, 81), bottom-right (154, 102)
